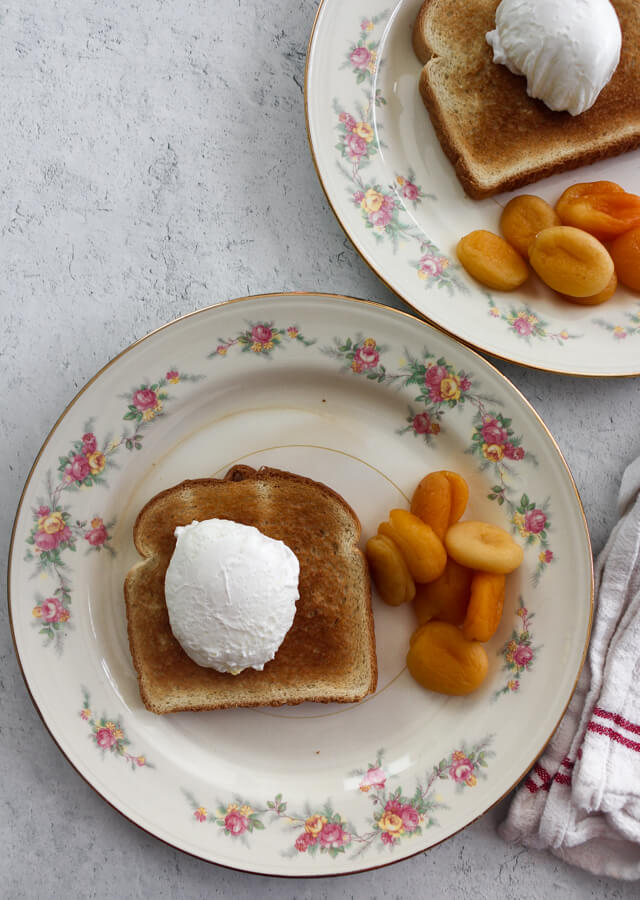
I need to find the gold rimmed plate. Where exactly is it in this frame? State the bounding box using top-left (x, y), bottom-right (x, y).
top-left (9, 293), bottom-right (592, 875)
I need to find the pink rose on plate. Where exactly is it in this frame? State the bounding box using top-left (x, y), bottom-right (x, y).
top-left (524, 508), bottom-right (547, 533)
top-left (319, 822), bottom-right (350, 849)
top-left (424, 363), bottom-right (450, 401)
top-left (384, 798), bottom-right (403, 816)
top-left (95, 727), bottom-right (117, 749)
top-left (82, 433), bottom-right (97, 454)
top-left (353, 345), bottom-right (379, 370)
top-left (34, 531), bottom-right (59, 551)
top-left (295, 832), bottom-right (316, 852)
top-left (40, 597), bottom-right (65, 623)
top-left (381, 831), bottom-right (395, 845)
top-left (36, 505), bottom-right (50, 517)
top-left (339, 112), bottom-right (357, 132)
top-left (513, 644), bottom-right (533, 668)
top-left (449, 755), bottom-right (474, 783)
top-left (504, 443), bottom-right (525, 460)
top-left (65, 454), bottom-right (91, 483)
top-left (543, 549), bottom-right (553, 563)
top-left (419, 254), bottom-right (446, 277)
top-left (132, 388), bottom-right (158, 412)
top-left (346, 132), bottom-right (367, 158)
top-left (353, 190), bottom-right (365, 204)
top-left (512, 315), bottom-right (534, 336)
top-left (85, 518), bottom-right (108, 546)
top-left (369, 204), bottom-right (393, 228)
top-left (400, 805), bottom-right (420, 832)
top-left (251, 324), bottom-right (273, 343)
top-left (481, 418), bottom-right (508, 445)
top-left (225, 810), bottom-right (249, 835)
top-left (402, 182), bottom-right (419, 201)
top-left (359, 766), bottom-right (386, 792)
top-left (350, 46), bottom-right (371, 69)
top-left (412, 412), bottom-right (439, 435)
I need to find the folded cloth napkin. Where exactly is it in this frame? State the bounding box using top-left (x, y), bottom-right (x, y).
top-left (500, 455), bottom-right (640, 880)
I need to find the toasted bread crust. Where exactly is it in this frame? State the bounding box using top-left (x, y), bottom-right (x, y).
top-left (413, 0), bottom-right (640, 199)
top-left (124, 465), bottom-right (377, 713)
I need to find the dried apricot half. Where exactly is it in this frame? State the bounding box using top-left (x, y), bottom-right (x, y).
top-left (407, 621), bottom-right (489, 696)
top-left (457, 230), bottom-right (529, 291)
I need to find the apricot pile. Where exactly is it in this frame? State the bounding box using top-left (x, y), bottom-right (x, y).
top-left (456, 179), bottom-right (640, 306)
top-left (365, 470), bottom-right (523, 697)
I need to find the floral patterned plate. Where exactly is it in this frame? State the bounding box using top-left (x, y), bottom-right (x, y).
top-left (9, 293), bottom-right (593, 875)
top-left (306, 0), bottom-right (640, 376)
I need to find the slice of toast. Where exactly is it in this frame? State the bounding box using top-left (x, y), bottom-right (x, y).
top-left (412, 0), bottom-right (640, 199)
top-left (124, 465), bottom-right (377, 713)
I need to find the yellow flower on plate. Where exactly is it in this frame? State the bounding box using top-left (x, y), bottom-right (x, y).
top-left (32, 606), bottom-right (42, 618)
top-left (87, 451), bottom-right (105, 475)
top-left (361, 188), bottom-right (384, 213)
top-left (251, 342), bottom-right (263, 353)
top-left (377, 811), bottom-right (404, 835)
top-left (38, 511), bottom-right (65, 534)
top-left (239, 805), bottom-right (253, 817)
top-left (142, 409), bottom-right (155, 422)
top-left (354, 122), bottom-right (374, 142)
top-left (304, 814), bottom-right (327, 835)
top-left (439, 375), bottom-right (461, 401)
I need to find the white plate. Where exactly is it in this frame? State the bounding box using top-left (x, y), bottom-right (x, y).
top-left (305, 0), bottom-right (640, 376)
top-left (9, 293), bottom-right (592, 875)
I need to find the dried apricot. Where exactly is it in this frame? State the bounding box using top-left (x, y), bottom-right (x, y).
top-left (366, 534), bottom-right (416, 606)
top-left (445, 521), bottom-right (523, 574)
top-left (407, 621), bottom-right (489, 696)
top-left (610, 226), bottom-right (640, 292)
top-left (441, 471), bottom-right (469, 524)
top-left (556, 181), bottom-right (640, 241)
top-left (558, 271), bottom-right (617, 306)
top-left (500, 194), bottom-right (561, 257)
top-left (528, 226), bottom-right (614, 297)
top-left (411, 470), bottom-right (469, 537)
top-left (457, 230), bottom-right (529, 291)
top-left (462, 572), bottom-right (506, 642)
top-left (410, 471), bottom-right (451, 540)
top-left (378, 509), bottom-right (447, 583)
top-left (413, 558), bottom-right (473, 627)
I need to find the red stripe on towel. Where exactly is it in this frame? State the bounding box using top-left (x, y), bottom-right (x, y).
top-left (524, 762), bottom-right (572, 793)
top-left (593, 707), bottom-right (640, 736)
top-left (588, 721), bottom-right (640, 752)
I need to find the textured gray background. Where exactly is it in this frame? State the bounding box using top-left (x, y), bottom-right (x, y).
top-left (2, 1), bottom-right (639, 897)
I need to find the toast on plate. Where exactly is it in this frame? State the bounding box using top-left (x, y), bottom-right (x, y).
top-left (124, 465), bottom-right (377, 713)
top-left (412, 0), bottom-right (640, 198)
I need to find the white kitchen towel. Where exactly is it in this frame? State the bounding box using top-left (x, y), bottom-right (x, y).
top-left (500, 455), bottom-right (640, 880)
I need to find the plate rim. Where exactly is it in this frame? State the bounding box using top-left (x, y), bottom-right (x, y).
top-left (8, 291), bottom-right (595, 876)
top-left (304, 0), bottom-right (640, 379)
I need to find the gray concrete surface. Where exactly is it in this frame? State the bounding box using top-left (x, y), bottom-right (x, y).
top-left (1, 1), bottom-right (639, 897)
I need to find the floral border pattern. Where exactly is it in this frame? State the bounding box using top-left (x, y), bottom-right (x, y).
top-left (209, 322), bottom-right (315, 358)
top-left (25, 369), bottom-right (202, 650)
top-left (187, 739), bottom-right (493, 859)
top-left (594, 303), bottom-right (640, 340)
top-left (493, 605), bottom-right (540, 699)
top-left (81, 690), bottom-right (152, 770)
